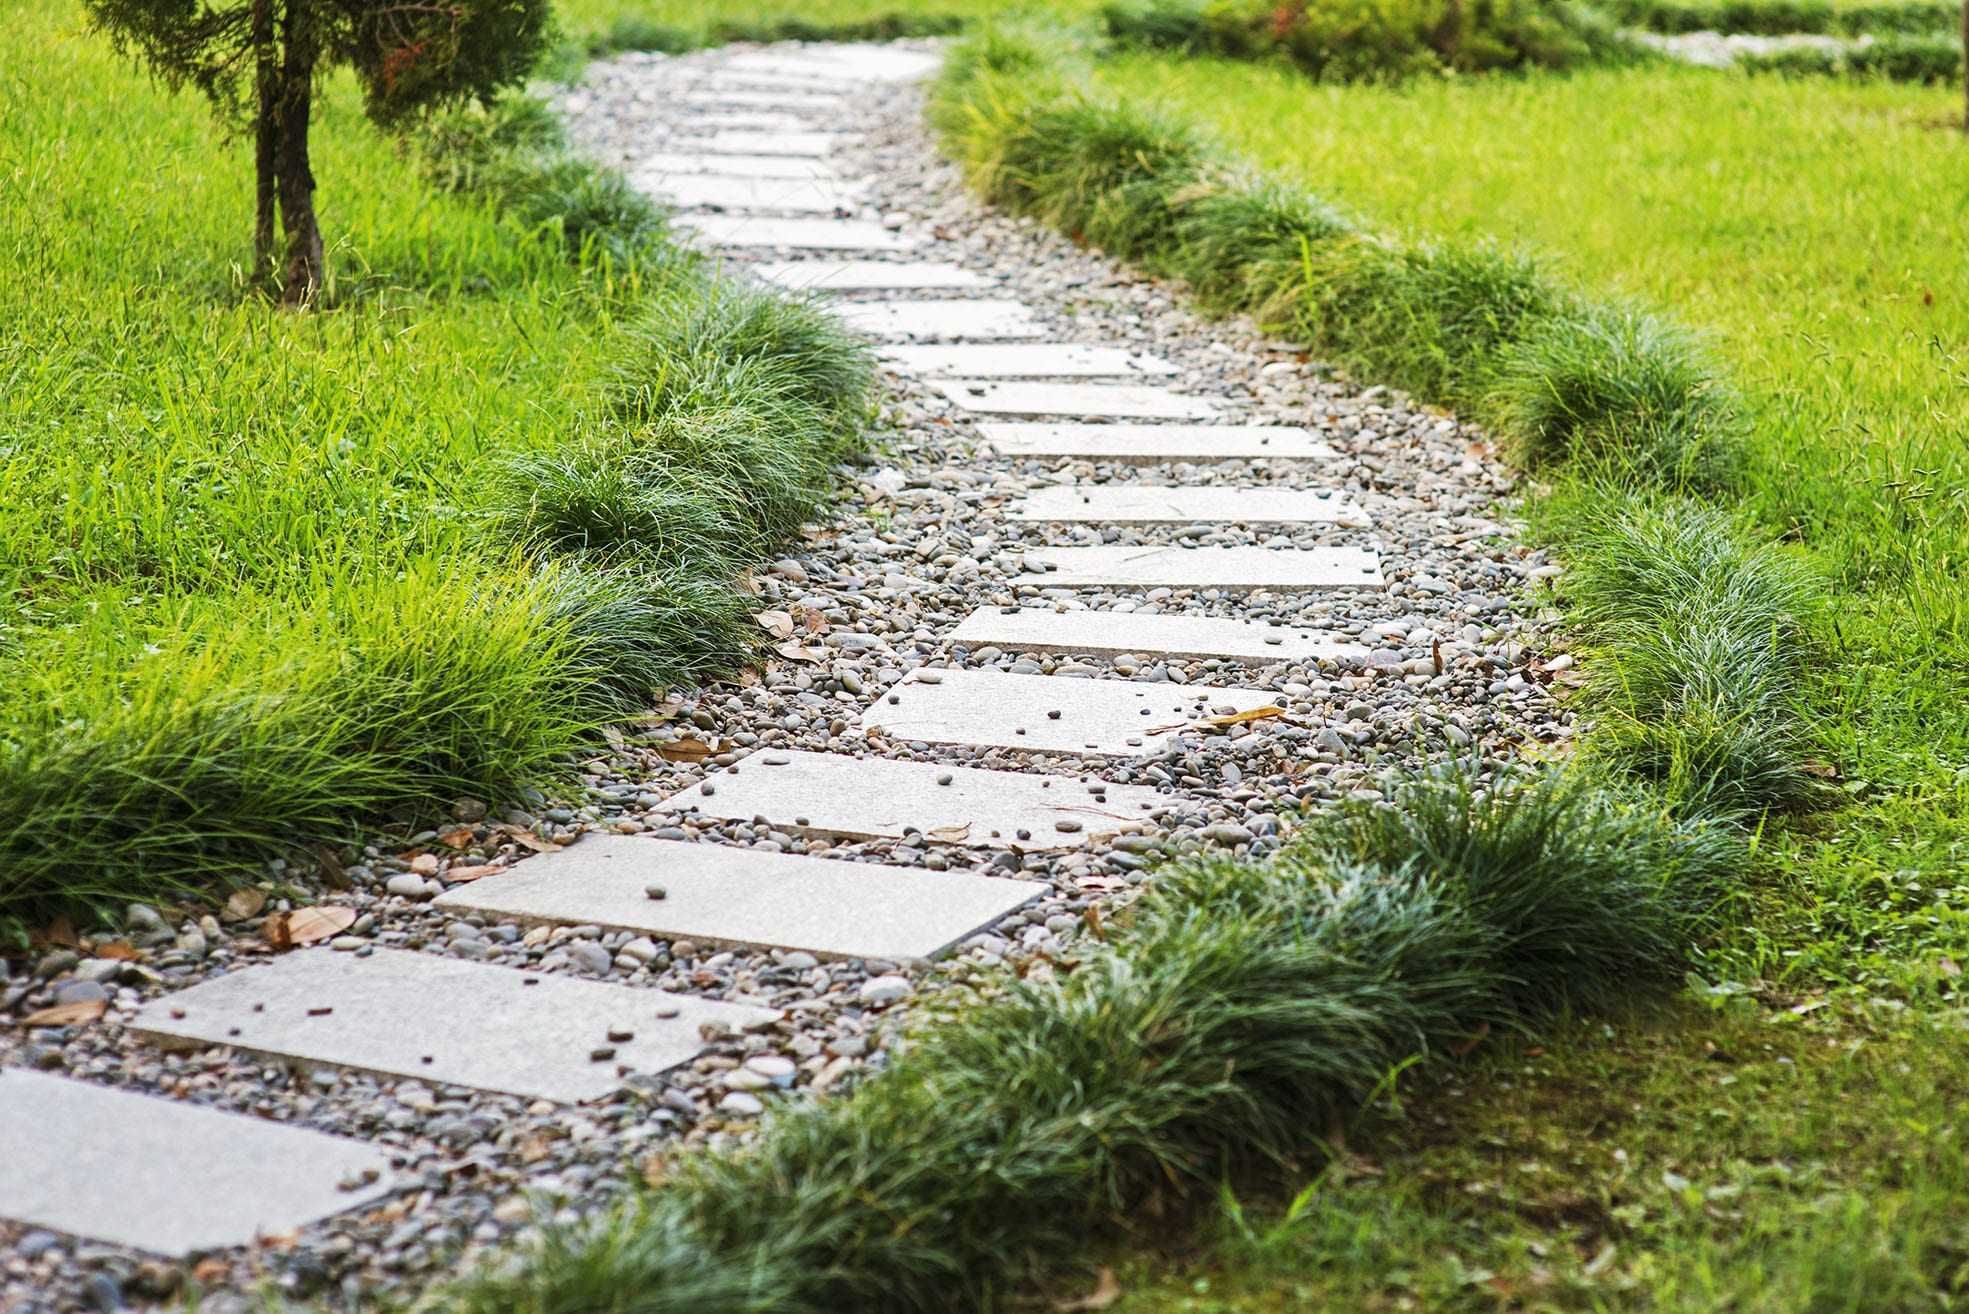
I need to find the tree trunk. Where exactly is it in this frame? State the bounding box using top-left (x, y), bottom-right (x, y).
top-left (1961, 0), bottom-right (1967, 134)
top-left (274, 0), bottom-right (322, 306)
top-left (252, 0), bottom-right (276, 278)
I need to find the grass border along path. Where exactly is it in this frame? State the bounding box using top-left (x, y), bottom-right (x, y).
top-left (433, 24), bottom-right (1833, 1314)
top-left (0, 92), bottom-right (876, 938)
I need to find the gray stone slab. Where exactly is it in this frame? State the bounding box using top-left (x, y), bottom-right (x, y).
top-left (677, 215), bottom-right (915, 251)
top-left (978, 422), bottom-right (1336, 463)
top-left (1016, 545), bottom-right (1385, 591)
top-left (0, 1069), bottom-right (395, 1257)
top-left (130, 948), bottom-right (776, 1104)
top-left (655, 750), bottom-right (1163, 847)
top-left (862, 668), bottom-right (1281, 757)
top-left (677, 89), bottom-right (846, 110)
top-left (934, 380), bottom-right (1223, 419)
top-left (835, 299), bottom-right (1045, 340)
top-left (435, 837), bottom-right (1042, 961)
top-left (1012, 484), bottom-right (1370, 527)
top-left (671, 111), bottom-right (815, 130)
top-left (638, 152), bottom-right (848, 179)
top-left (649, 173), bottom-right (866, 214)
top-left (702, 131), bottom-right (841, 157)
top-left (725, 47), bottom-right (941, 82)
top-left (881, 343), bottom-right (1176, 377)
top-left (755, 261), bottom-right (987, 291)
top-left (950, 606), bottom-right (1371, 663)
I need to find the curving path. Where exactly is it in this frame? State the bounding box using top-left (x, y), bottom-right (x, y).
top-left (0, 41), bottom-right (1564, 1312)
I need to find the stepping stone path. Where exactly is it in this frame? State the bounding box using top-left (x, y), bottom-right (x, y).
top-left (881, 343), bottom-right (1177, 377)
top-left (131, 947), bottom-right (777, 1104)
top-left (0, 1070), bottom-right (395, 1259)
top-left (675, 215), bottom-right (917, 251)
top-left (2, 39), bottom-right (1554, 1308)
top-left (656, 750), bottom-right (1165, 846)
top-left (436, 837), bottom-right (1043, 962)
top-left (949, 607), bottom-right (1371, 664)
top-left (837, 299), bottom-right (1046, 340)
top-left (1011, 484), bottom-right (1370, 526)
top-left (978, 422), bottom-right (1335, 462)
top-left (862, 668), bottom-right (1283, 757)
top-left (934, 379), bottom-right (1224, 419)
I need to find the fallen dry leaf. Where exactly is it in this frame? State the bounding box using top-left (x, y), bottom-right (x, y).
top-left (656, 736), bottom-right (724, 763)
top-left (39, 915), bottom-right (79, 950)
top-left (1054, 1267), bottom-right (1123, 1313)
top-left (444, 864), bottom-right (502, 883)
top-left (1206, 705), bottom-right (1286, 728)
top-left (22, 999), bottom-right (107, 1027)
top-left (92, 940), bottom-right (141, 961)
top-left (1449, 1021), bottom-right (1491, 1058)
top-left (753, 610), bottom-right (796, 640)
top-left (926, 823), bottom-right (971, 842)
top-left (267, 906), bottom-right (356, 951)
top-left (775, 641), bottom-right (829, 664)
top-left (438, 827), bottom-right (476, 850)
top-left (191, 1258), bottom-right (229, 1284)
top-left (224, 888), bottom-right (267, 922)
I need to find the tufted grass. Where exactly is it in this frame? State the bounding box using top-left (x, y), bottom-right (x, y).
top-left (0, 5), bottom-right (873, 938)
top-left (443, 764), bottom-right (1737, 1314)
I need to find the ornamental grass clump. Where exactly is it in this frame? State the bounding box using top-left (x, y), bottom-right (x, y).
top-left (444, 764), bottom-right (1737, 1314)
top-left (1557, 498), bottom-right (1827, 817)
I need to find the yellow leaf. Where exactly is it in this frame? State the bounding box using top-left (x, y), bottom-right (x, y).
top-left (22, 999), bottom-right (107, 1027)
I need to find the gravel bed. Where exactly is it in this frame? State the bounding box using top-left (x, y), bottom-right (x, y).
top-left (0, 42), bottom-right (1565, 1312)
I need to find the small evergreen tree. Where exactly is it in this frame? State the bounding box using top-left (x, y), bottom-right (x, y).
top-left (85, 0), bottom-right (550, 304)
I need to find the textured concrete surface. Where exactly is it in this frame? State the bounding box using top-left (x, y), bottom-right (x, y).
top-left (435, 837), bottom-right (1043, 961)
top-left (880, 343), bottom-right (1175, 377)
top-left (654, 750), bottom-right (1165, 847)
top-left (755, 261), bottom-right (987, 291)
top-left (949, 606), bottom-right (1371, 663)
top-left (1011, 484), bottom-right (1368, 526)
top-left (837, 299), bottom-right (1044, 340)
top-left (861, 668), bottom-right (1282, 756)
top-left (0, 1069), bottom-right (396, 1257)
top-left (976, 423), bottom-right (1335, 462)
top-left (130, 949), bottom-right (777, 1103)
top-left (933, 380), bottom-right (1223, 419)
top-left (1015, 544), bottom-right (1384, 591)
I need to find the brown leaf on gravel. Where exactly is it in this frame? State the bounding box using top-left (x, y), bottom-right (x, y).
top-left (266, 906), bottom-right (356, 951)
top-left (438, 827), bottom-right (476, 850)
top-left (22, 999), bottom-right (107, 1028)
top-left (38, 916), bottom-right (79, 949)
top-left (505, 830), bottom-right (558, 854)
top-left (444, 864), bottom-right (502, 884)
top-left (656, 737), bottom-right (723, 764)
top-left (190, 1258), bottom-right (229, 1284)
top-left (775, 641), bottom-right (829, 664)
top-left (224, 889), bottom-right (267, 922)
top-left (91, 940), bottom-right (141, 961)
top-left (1054, 1267), bottom-right (1123, 1312)
top-left (1449, 1021), bottom-right (1492, 1057)
top-left (926, 823), bottom-right (971, 843)
top-left (753, 610), bottom-right (796, 640)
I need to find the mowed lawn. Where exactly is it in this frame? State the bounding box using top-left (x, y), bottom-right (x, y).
top-left (1090, 55), bottom-right (1969, 996)
top-left (0, 4), bottom-right (659, 926)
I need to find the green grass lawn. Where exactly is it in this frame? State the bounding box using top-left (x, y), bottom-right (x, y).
top-left (1087, 54), bottom-right (1969, 1001)
top-left (0, 2), bottom-right (874, 934)
top-left (1099, 1003), bottom-right (1969, 1313)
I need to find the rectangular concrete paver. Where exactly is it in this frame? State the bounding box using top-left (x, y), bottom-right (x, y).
top-left (655, 750), bottom-right (1163, 847)
top-left (1012, 484), bottom-right (1370, 527)
top-left (949, 607), bottom-right (1371, 663)
top-left (836, 299), bottom-right (1045, 340)
top-left (701, 131), bottom-right (840, 157)
top-left (0, 1069), bottom-right (396, 1257)
top-left (978, 423), bottom-right (1335, 463)
top-left (934, 380), bottom-right (1223, 419)
top-left (755, 261), bottom-right (987, 291)
top-left (862, 668), bottom-right (1282, 756)
top-left (1016, 545), bottom-right (1385, 591)
top-left (435, 837), bottom-right (1042, 961)
top-left (637, 152), bottom-right (848, 179)
top-left (725, 48), bottom-right (940, 82)
top-left (648, 174), bottom-right (865, 213)
top-left (677, 89), bottom-right (850, 110)
top-left (881, 343), bottom-right (1176, 377)
top-left (130, 948), bottom-right (776, 1104)
top-left (677, 215), bottom-right (915, 251)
